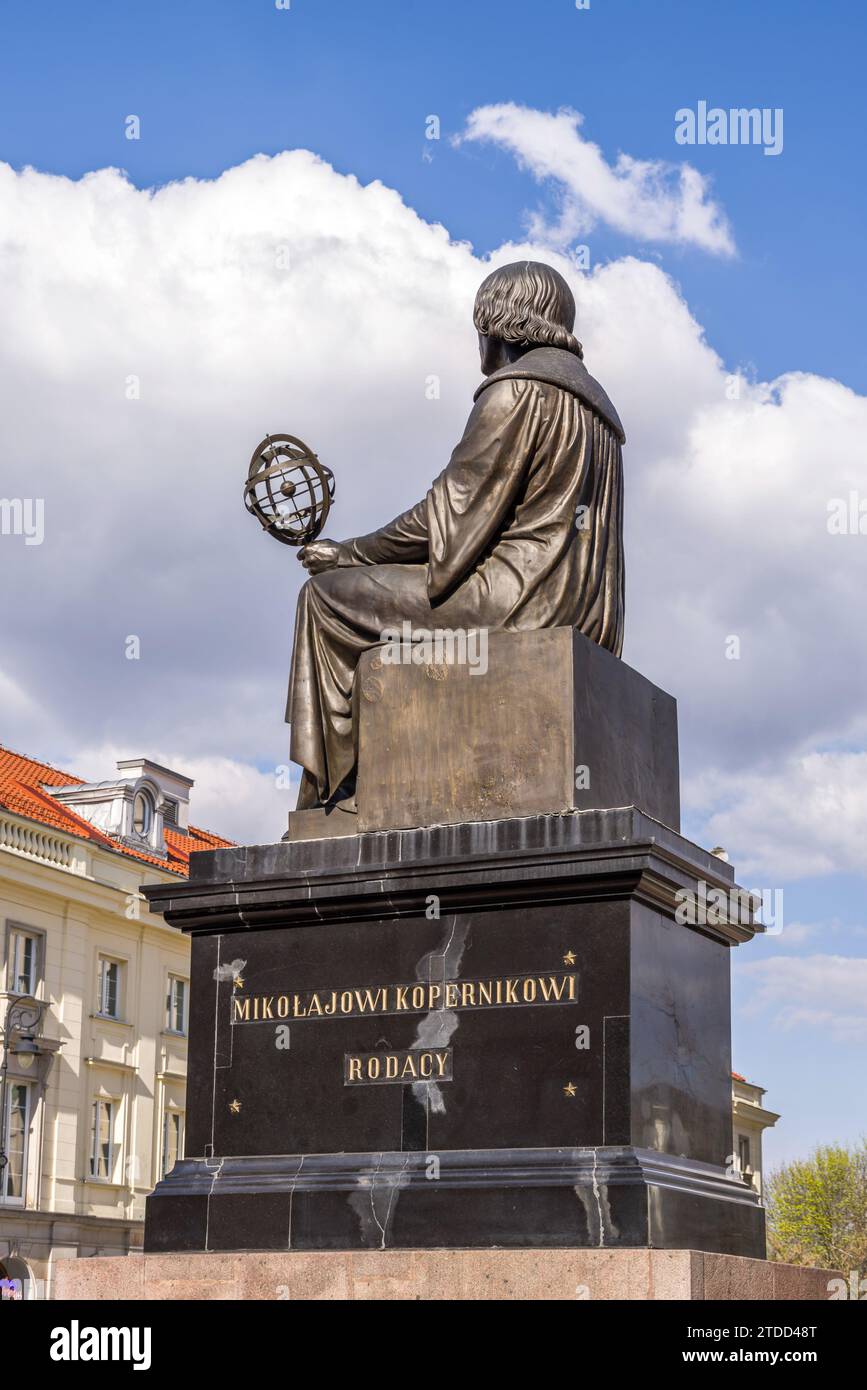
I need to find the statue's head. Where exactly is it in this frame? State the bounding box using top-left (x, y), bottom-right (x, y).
top-left (473, 260), bottom-right (583, 375)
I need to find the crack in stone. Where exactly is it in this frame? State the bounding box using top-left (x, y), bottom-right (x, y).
top-left (204, 1156), bottom-right (224, 1253)
top-left (590, 1149), bottom-right (605, 1248)
top-left (410, 916), bottom-right (468, 1116)
top-left (287, 1154), bottom-right (305, 1250)
top-left (348, 1152), bottom-right (411, 1250)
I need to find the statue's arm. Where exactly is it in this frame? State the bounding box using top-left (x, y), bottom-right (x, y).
top-left (339, 498), bottom-right (429, 565)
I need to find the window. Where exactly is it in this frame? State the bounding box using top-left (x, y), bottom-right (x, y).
top-left (161, 1110), bottom-right (184, 1178)
top-left (1, 1083), bottom-right (30, 1203)
top-left (8, 929), bottom-right (38, 995)
top-left (132, 790), bottom-right (153, 837)
top-left (166, 976), bottom-right (187, 1034)
top-left (90, 1099), bottom-right (114, 1180)
top-left (162, 799), bottom-right (178, 826)
top-left (738, 1134), bottom-right (753, 1183)
top-left (97, 957), bottom-right (122, 1019)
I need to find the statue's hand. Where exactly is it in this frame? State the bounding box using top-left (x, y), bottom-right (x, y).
top-left (297, 539), bottom-right (351, 574)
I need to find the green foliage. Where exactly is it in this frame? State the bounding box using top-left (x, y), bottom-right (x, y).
top-left (765, 1140), bottom-right (867, 1271)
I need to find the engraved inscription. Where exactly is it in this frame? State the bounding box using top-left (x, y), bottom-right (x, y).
top-left (344, 1048), bottom-right (453, 1085)
top-left (231, 971), bottom-right (577, 1024)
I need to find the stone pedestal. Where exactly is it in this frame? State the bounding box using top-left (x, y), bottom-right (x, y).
top-left (143, 809), bottom-right (763, 1258)
top-left (285, 627), bottom-right (680, 840)
top-left (52, 1249), bottom-right (839, 1302)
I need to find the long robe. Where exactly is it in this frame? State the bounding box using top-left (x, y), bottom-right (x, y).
top-left (287, 345), bottom-right (625, 802)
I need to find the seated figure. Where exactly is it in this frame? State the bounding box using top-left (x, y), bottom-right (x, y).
top-left (287, 260), bottom-right (626, 810)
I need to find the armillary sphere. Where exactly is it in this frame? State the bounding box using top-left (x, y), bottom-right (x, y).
top-left (243, 433), bottom-right (335, 546)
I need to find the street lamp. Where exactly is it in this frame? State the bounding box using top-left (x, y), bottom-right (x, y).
top-left (0, 995), bottom-right (46, 1185)
top-left (12, 1034), bottom-right (40, 1070)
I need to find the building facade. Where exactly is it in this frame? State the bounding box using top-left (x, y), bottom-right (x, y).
top-left (732, 1071), bottom-right (780, 1197)
top-left (0, 747), bottom-right (230, 1298)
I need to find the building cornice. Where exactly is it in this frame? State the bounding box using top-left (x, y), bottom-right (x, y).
top-left (733, 1098), bottom-right (780, 1128)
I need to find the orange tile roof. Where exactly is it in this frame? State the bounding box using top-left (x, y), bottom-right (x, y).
top-left (0, 744), bottom-right (233, 877)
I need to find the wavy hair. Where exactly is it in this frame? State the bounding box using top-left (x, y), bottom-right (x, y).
top-left (473, 261), bottom-right (583, 359)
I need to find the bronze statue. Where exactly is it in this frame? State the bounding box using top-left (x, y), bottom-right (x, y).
top-left (287, 260), bottom-right (625, 810)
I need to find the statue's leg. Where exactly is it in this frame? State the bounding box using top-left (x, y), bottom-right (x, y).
top-left (294, 769), bottom-right (322, 810)
top-left (287, 563), bottom-right (432, 803)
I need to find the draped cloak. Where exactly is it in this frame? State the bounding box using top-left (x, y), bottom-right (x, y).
top-left (286, 345), bottom-right (626, 803)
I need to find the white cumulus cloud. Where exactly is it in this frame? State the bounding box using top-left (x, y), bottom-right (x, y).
top-left (457, 104), bottom-right (735, 256)
top-left (737, 955), bottom-right (867, 1043)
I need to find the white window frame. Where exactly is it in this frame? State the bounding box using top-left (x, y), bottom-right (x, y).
top-left (132, 789), bottom-right (154, 839)
top-left (97, 956), bottom-right (123, 1020)
top-left (165, 975), bottom-right (188, 1035)
top-left (89, 1098), bottom-right (115, 1181)
top-left (1, 1081), bottom-right (31, 1205)
top-left (8, 928), bottom-right (39, 997)
top-left (161, 1108), bottom-right (184, 1178)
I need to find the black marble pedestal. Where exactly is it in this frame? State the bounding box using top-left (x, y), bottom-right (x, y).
top-left (143, 810), bottom-right (764, 1257)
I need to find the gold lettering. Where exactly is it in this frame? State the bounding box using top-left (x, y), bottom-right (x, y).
top-left (401, 1054), bottom-right (418, 1078)
top-left (435, 1052), bottom-right (448, 1077)
top-left (420, 1053), bottom-right (433, 1078)
top-left (241, 970), bottom-right (577, 1028)
top-left (386, 1054), bottom-right (399, 1078)
top-left (539, 975), bottom-right (567, 1002)
top-left (348, 1057), bottom-right (362, 1081)
top-left (368, 1056), bottom-right (380, 1080)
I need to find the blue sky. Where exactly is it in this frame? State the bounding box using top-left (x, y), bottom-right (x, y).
top-left (2, 0), bottom-right (865, 390)
top-left (1, 0), bottom-right (865, 1170)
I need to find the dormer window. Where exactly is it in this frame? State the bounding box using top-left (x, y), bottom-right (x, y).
top-left (47, 756), bottom-right (193, 858)
top-left (133, 790), bottom-right (154, 838)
